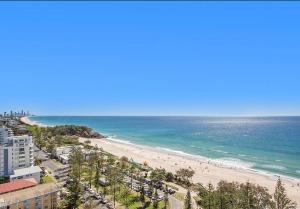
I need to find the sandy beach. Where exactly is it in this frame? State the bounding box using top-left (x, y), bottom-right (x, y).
top-left (21, 117), bottom-right (300, 206)
top-left (78, 137), bottom-right (300, 206)
top-left (21, 116), bottom-right (48, 127)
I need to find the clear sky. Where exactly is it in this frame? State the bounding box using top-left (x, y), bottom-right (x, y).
top-left (1, 2), bottom-right (299, 116)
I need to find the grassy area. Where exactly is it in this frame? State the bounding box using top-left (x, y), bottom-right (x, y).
top-left (93, 184), bottom-right (167, 209)
top-left (42, 175), bottom-right (56, 183)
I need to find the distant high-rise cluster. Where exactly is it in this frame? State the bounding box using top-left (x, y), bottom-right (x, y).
top-left (0, 110), bottom-right (31, 117)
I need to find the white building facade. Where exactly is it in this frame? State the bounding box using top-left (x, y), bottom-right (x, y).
top-left (0, 128), bottom-right (34, 177)
top-left (0, 127), bottom-right (13, 176)
top-left (10, 166), bottom-right (42, 182)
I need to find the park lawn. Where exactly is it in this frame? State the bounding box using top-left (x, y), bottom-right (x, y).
top-left (94, 184), bottom-right (166, 209)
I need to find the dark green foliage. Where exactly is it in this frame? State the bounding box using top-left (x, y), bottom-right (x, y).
top-left (164, 185), bottom-right (169, 209)
top-left (150, 168), bottom-right (166, 185)
top-left (184, 189), bottom-right (192, 209)
top-left (140, 184), bottom-right (146, 203)
top-left (197, 183), bottom-right (216, 209)
top-left (46, 125), bottom-right (104, 138)
top-left (165, 172), bottom-right (174, 182)
top-left (66, 147), bottom-right (85, 208)
top-left (197, 179), bottom-right (297, 209)
top-left (153, 189), bottom-right (159, 208)
top-left (175, 168), bottom-right (195, 187)
top-left (273, 178), bottom-right (296, 209)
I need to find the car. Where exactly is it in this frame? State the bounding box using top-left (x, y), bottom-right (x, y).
top-left (106, 203), bottom-right (114, 209)
top-left (101, 198), bottom-right (108, 204)
top-left (94, 194), bottom-right (102, 200)
top-left (168, 189), bottom-right (175, 194)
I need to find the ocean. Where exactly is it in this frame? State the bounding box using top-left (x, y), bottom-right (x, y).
top-left (29, 116), bottom-right (300, 179)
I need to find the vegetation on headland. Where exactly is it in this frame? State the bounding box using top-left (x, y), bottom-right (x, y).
top-left (26, 124), bottom-right (104, 154)
top-left (24, 122), bottom-right (297, 209)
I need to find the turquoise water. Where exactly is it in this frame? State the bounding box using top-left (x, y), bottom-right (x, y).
top-left (29, 116), bottom-right (300, 179)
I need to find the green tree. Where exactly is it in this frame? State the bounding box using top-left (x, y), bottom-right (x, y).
top-left (121, 184), bottom-right (131, 209)
top-left (107, 163), bottom-right (123, 208)
top-left (66, 147), bottom-right (85, 208)
top-left (86, 150), bottom-right (96, 189)
top-left (94, 147), bottom-right (105, 193)
top-left (129, 159), bottom-right (136, 190)
top-left (150, 168), bottom-right (166, 203)
top-left (176, 168), bottom-right (195, 187)
top-left (184, 189), bottom-right (192, 209)
top-left (166, 172), bottom-right (174, 182)
top-left (239, 182), bottom-right (273, 209)
top-left (197, 183), bottom-right (216, 209)
top-left (140, 184), bottom-right (146, 204)
top-left (273, 178), bottom-right (296, 209)
top-left (164, 185), bottom-right (169, 209)
top-left (153, 189), bottom-right (159, 208)
top-left (215, 181), bottom-right (238, 209)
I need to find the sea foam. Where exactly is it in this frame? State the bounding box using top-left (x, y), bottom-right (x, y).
top-left (260, 164), bottom-right (287, 171)
top-left (214, 157), bottom-right (255, 169)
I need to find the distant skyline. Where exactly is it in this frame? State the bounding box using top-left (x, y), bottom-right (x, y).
top-left (1, 2), bottom-right (300, 116)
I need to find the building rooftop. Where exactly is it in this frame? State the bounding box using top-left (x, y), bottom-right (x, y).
top-left (0, 183), bottom-right (61, 207)
top-left (0, 178), bottom-right (37, 194)
top-left (10, 166), bottom-right (42, 178)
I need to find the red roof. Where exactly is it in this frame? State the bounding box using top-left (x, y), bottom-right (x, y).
top-left (0, 178), bottom-right (38, 194)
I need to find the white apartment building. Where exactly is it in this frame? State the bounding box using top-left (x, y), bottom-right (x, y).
top-left (5, 135), bottom-right (34, 175)
top-left (0, 127), bottom-right (13, 176)
top-left (0, 128), bottom-right (34, 177)
top-left (0, 127), bottom-right (13, 144)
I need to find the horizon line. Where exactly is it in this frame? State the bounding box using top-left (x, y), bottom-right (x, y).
top-left (29, 114), bottom-right (300, 117)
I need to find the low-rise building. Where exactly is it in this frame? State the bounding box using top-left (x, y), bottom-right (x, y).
top-left (52, 146), bottom-right (73, 158)
top-left (10, 166), bottom-right (42, 183)
top-left (0, 182), bottom-right (60, 209)
top-left (0, 178), bottom-right (37, 195)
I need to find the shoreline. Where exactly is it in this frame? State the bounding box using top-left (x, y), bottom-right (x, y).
top-left (21, 116), bottom-right (300, 206)
top-left (21, 116), bottom-right (49, 127)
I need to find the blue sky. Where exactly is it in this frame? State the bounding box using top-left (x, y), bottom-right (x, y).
top-left (0, 2), bottom-right (299, 116)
